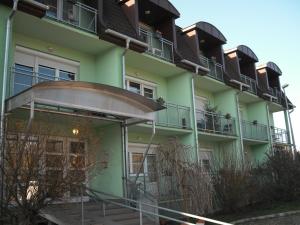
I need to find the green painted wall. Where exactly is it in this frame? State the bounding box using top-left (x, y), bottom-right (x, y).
top-left (90, 124), bottom-right (124, 197)
top-left (195, 88), bottom-right (215, 106)
top-left (247, 101), bottom-right (268, 125)
top-left (96, 47), bottom-right (123, 88)
top-left (12, 33), bottom-right (97, 82)
top-left (126, 66), bottom-right (168, 99)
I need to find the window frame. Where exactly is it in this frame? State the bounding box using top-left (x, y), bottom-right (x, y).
top-left (125, 76), bottom-right (156, 100)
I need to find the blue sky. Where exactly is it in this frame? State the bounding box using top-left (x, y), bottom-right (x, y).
top-left (171, 0), bottom-right (300, 148)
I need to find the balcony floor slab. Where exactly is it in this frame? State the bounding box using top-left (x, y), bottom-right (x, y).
top-left (198, 131), bottom-right (237, 142)
top-left (243, 138), bottom-right (269, 146)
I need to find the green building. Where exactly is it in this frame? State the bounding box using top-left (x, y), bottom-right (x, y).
top-left (0, 0), bottom-right (295, 224)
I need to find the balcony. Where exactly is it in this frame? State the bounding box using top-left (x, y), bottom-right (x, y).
top-left (271, 127), bottom-right (289, 144)
top-left (156, 103), bottom-right (191, 129)
top-left (36, 0), bottom-right (97, 33)
top-left (269, 87), bottom-right (282, 104)
top-left (199, 55), bottom-right (224, 81)
top-left (9, 66), bottom-right (74, 97)
top-left (240, 74), bottom-right (257, 94)
top-left (242, 120), bottom-right (268, 141)
top-left (139, 27), bottom-right (174, 62)
top-left (196, 110), bottom-right (236, 136)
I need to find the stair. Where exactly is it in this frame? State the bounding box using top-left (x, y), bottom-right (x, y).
top-left (40, 201), bottom-right (156, 225)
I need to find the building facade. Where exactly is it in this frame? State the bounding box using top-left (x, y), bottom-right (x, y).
top-left (0, 0), bottom-right (294, 208)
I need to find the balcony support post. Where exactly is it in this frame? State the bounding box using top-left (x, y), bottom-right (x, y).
top-left (235, 87), bottom-right (245, 168)
top-left (266, 103), bottom-right (274, 154)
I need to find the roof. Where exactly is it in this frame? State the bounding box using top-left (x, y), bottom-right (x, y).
top-left (175, 26), bottom-right (203, 67)
top-left (148, 0), bottom-right (180, 18)
top-left (225, 45), bottom-right (259, 62)
top-left (102, 0), bottom-right (139, 40)
top-left (6, 81), bottom-right (165, 122)
top-left (195, 22), bottom-right (227, 44)
top-left (257, 62), bottom-right (282, 76)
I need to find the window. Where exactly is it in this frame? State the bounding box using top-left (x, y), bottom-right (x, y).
top-left (126, 78), bottom-right (156, 99)
top-left (128, 144), bottom-right (157, 180)
top-left (14, 64), bottom-right (34, 94)
top-left (199, 148), bottom-right (213, 172)
top-left (13, 46), bottom-right (78, 95)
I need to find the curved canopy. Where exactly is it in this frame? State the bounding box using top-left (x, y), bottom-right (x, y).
top-left (195, 21), bottom-right (227, 44)
top-left (237, 45), bottom-right (258, 62)
top-left (6, 81), bottom-right (164, 122)
top-left (266, 62), bottom-right (282, 75)
top-left (148, 0), bottom-right (180, 18)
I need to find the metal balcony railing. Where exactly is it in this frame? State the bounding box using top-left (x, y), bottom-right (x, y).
top-left (196, 110), bottom-right (236, 136)
top-left (139, 27), bottom-right (174, 62)
top-left (156, 103), bottom-right (191, 129)
top-left (271, 127), bottom-right (289, 144)
top-left (199, 55), bottom-right (224, 81)
top-left (269, 87), bottom-right (282, 104)
top-left (242, 120), bottom-right (268, 141)
top-left (36, 0), bottom-right (97, 33)
top-left (9, 67), bottom-right (74, 96)
top-left (240, 74), bottom-right (257, 94)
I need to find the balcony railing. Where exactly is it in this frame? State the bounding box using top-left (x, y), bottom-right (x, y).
top-left (9, 66), bottom-right (74, 96)
top-left (139, 27), bottom-right (174, 62)
top-left (269, 87), bottom-right (282, 104)
top-left (156, 103), bottom-right (191, 129)
top-left (271, 127), bottom-right (289, 144)
top-left (36, 0), bottom-right (97, 33)
top-left (196, 110), bottom-right (236, 136)
top-left (199, 55), bottom-right (224, 81)
top-left (240, 74), bottom-right (257, 94)
top-left (242, 120), bottom-right (268, 141)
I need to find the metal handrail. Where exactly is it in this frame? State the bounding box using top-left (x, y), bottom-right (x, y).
top-left (242, 120), bottom-right (269, 141)
top-left (10, 67), bottom-right (73, 96)
top-left (199, 54), bottom-right (209, 68)
top-left (139, 27), bottom-right (174, 62)
top-left (196, 110), bottom-right (236, 136)
top-left (83, 185), bottom-right (233, 225)
top-left (43, 0), bottom-right (98, 33)
top-left (156, 102), bottom-right (191, 129)
top-left (240, 74), bottom-right (257, 94)
top-left (271, 126), bottom-right (289, 144)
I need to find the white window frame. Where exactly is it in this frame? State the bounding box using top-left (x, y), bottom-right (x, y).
top-left (199, 147), bottom-right (213, 171)
top-left (125, 76), bottom-right (157, 99)
top-left (128, 143), bottom-right (157, 177)
top-left (14, 46), bottom-right (79, 82)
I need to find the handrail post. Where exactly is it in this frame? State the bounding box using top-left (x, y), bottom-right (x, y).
top-left (81, 185), bottom-right (84, 225)
top-left (102, 201), bottom-right (106, 216)
top-left (139, 200), bottom-right (143, 225)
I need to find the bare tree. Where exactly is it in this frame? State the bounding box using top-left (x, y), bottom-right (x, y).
top-left (156, 138), bottom-right (215, 215)
top-left (0, 113), bottom-right (99, 225)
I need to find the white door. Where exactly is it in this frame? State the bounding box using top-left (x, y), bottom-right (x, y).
top-left (195, 96), bottom-right (208, 129)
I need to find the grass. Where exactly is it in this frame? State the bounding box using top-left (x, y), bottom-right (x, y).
top-left (208, 200), bottom-right (300, 223)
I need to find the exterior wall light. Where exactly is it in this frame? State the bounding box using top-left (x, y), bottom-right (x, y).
top-left (72, 128), bottom-right (79, 136)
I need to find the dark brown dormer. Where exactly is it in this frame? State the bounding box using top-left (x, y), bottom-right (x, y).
top-left (181, 22), bottom-right (227, 80)
top-left (225, 45), bottom-right (258, 94)
top-left (257, 62), bottom-right (282, 102)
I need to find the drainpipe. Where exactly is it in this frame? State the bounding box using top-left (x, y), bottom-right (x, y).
top-left (180, 59), bottom-right (209, 164)
top-left (266, 103), bottom-right (274, 155)
top-left (230, 80), bottom-right (249, 168)
top-left (0, 0), bottom-right (19, 215)
top-left (288, 107), bottom-right (296, 156)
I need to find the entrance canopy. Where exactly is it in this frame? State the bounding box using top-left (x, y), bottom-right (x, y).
top-left (6, 81), bottom-right (164, 122)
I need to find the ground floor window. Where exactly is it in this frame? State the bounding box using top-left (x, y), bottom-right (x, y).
top-left (128, 143), bottom-right (157, 182)
top-left (199, 148), bottom-right (213, 172)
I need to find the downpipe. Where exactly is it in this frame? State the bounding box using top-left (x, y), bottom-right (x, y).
top-left (266, 103), bottom-right (274, 155)
top-left (0, 0), bottom-right (19, 219)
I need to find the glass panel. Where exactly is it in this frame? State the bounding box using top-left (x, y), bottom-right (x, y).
top-left (62, 0), bottom-right (79, 26)
top-left (146, 154), bottom-right (157, 182)
top-left (70, 142), bottom-right (85, 154)
top-left (14, 64), bottom-right (34, 95)
top-left (38, 65), bottom-right (56, 82)
top-left (46, 140), bottom-right (63, 153)
top-left (59, 70), bottom-right (75, 81)
top-left (131, 153), bottom-right (144, 174)
top-left (144, 87), bottom-right (154, 99)
top-left (128, 81), bottom-right (141, 94)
